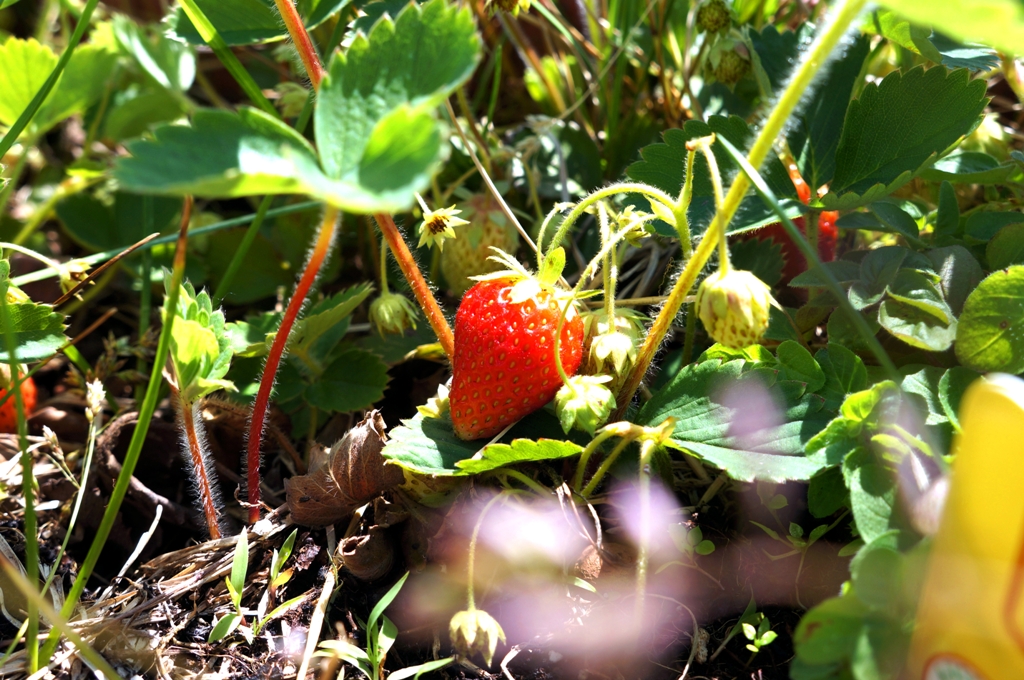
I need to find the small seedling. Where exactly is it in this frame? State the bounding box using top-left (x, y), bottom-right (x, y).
top-left (743, 613), bottom-right (778, 656)
top-left (209, 529), bottom-right (306, 644)
top-left (317, 572), bottom-right (453, 680)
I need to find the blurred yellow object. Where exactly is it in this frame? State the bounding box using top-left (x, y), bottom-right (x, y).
top-left (907, 374), bottom-right (1024, 679)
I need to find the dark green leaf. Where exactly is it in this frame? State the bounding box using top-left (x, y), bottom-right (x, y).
top-left (823, 67), bottom-right (988, 209)
top-left (729, 238), bottom-right (784, 287)
top-left (938, 366), bottom-right (980, 432)
top-left (955, 266), bottom-right (1024, 373)
top-left (935, 181), bottom-right (959, 237)
top-left (787, 34), bottom-right (872, 189)
top-left (808, 466), bottom-right (849, 518)
top-left (845, 448), bottom-right (907, 545)
top-left (0, 302), bottom-right (69, 363)
top-left (169, 0), bottom-right (350, 46)
top-left (455, 438), bottom-right (583, 475)
top-left (920, 151), bottom-right (1016, 184)
top-left (776, 341), bottom-right (827, 393)
top-left (928, 32), bottom-right (999, 71)
top-left (56, 192), bottom-right (183, 252)
top-left (987, 223), bottom-right (1024, 270)
top-left (827, 307), bottom-right (882, 355)
top-left (868, 202), bottom-right (920, 241)
top-left (964, 210), bottom-right (1024, 242)
top-left (878, 298), bottom-right (956, 352)
top-left (304, 349), bottom-right (389, 413)
top-left (626, 116), bottom-right (800, 235)
top-left (849, 247), bottom-right (908, 310)
top-left (637, 360), bottom-right (832, 482)
top-left (927, 245), bottom-right (984, 315)
top-left (815, 343), bottom-right (869, 411)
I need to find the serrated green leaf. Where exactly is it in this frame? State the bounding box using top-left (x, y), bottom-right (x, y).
top-left (114, 107), bottom-right (325, 199)
top-left (455, 438), bottom-right (583, 475)
top-left (776, 341), bottom-right (827, 393)
top-left (878, 298), bottom-right (956, 351)
top-left (849, 247), bottom-right (908, 310)
top-left (964, 210), bottom-right (1024, 242)
top-left (786, 34), bottom-right (871, 189)
top-left (0, 38), bottom-right (118, 135)
top-left (729, 237), bottom-right (784, 287)
top-left (625, 115), bottom-right (800, 234)
top-left (0, 302), bottom-right (69, 363)
top-left (935, 181), bottom-right (960, 237)
top-left (793, 588), bottom-right (869, 666)
top-left (886, 269), bottom-right (953, 325)
top-left (288, 283), bottom-right (374, 361)
top-left (955, 266), bottom-right (1024, 373)
top-left (383, 409), bottom-right (582, 476)
top-left (815, 344), bottom-right (868, 413)
top-left (314, 0), bottom-right (479, 206)
top-left (920, 151), bottom-right (1016, 184)
top-left (987, 224), bottom-right (1024, 270)
top-left (823, 67), bottom-right (987, 208)
top-left (55, 192), bottom-right (183, 252)
top-left (877, 0), bottom-right (1024, 57)
top-left (169, 0), bottom-right (350, 45)
top-left (112, 14), bottom-right (196, 92)
top-left (637, 360), bottom-right (833, 483)
top-left (901, 367), bottom-right (947, 426)
top-left (104, 88), bottom-right (189, 142)
top-left (938, 366), bottom-right (980, 432)
top-left (927, 245), bottom-right (983, 316)
top-left (304, 348), bottom-right (388, 413)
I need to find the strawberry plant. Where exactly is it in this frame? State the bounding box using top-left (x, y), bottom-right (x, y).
top-left (1, 0), bottom-right (1024, 678)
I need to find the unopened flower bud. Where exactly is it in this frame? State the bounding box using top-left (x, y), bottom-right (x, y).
top-left (449, 608), bottom-right (506, 666)
top-left (695, 269), bottom-right (774, 349)
top-left (369, 292), bottom-right (419, 337)
top-left (86, 379), bottom-right (105, 423)
top-left (555, 375), bottom-right (616, 435)
top-left (584, 308), bottom-right (646, 377)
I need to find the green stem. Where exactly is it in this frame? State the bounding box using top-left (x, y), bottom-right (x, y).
top-left (612, 0), bottom-right (869, 417)
top-left (572, 426), bottom-right (628, 494)
top-left (379, 237), bottom-right (390, 295)
top-left (41, 197), bottom-right (193, 661)
top-left (693, 136), bottom-right (729, 271)
top-left (138, 197), bottom-right (154, 375)
top-left (177, 0), bottom-right (279, 117)
top-left (212, 195), bottom-right (274, 306)
top-left (498, 468), bottom-right (550, 497)
top-left (539, 183), bottom-right (676, 267)
top-left (581, 435), bottom-right (635, 499)
top-left (466, 494), bottom-right (507, 610)
top-left (0, 0), bottom-right (101, 160)
top-left (0, 302), bottom-right (37, 671)
top-left (635, 438), bottom-right (656, 627)
top-left (681, 301), bottom-right (697, 365)
top-left (11, 202), bottom-right (320, 288)
top-left (0, 149), bottom-right (31, 219)
top-left (715, 136), bottom-right (901, 381)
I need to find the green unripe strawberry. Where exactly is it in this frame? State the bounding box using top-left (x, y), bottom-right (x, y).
top-left (714, 49), bottom-right (750, 85)
top-left (441, 194), bottom-right (520, 297)
top-left (369, 291), bottom-right (418, 337)
top-left (695, 268), bottom-right (774, 349)
top-left (555, 375), bottom-right (615, 435)
top-left (696, 0), bottom-right (732, 34)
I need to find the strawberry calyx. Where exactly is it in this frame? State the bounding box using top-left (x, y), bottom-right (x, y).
top-left (470, 246), bottom-right (579, 322)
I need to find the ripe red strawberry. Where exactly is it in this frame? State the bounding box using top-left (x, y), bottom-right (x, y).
top-left (739, 157), bottom-right (839, 284)
top-left (0, 375), bottom-right (36, 434)
top-left (450, 256), bottom-right (584, 440)
top-left (753, 212), bottom-right (839, 283)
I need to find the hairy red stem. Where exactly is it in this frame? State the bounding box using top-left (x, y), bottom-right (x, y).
top-left (272, 0), bottom-right (325, 89)
top-left (246, 207), bottom-right (338, 523)
top-left (180, 397), bottom-right (222, 538)
top-left (374, 213), bottom-right (454, 359)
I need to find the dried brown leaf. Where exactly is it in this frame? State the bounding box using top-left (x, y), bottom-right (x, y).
top-left (285, 411), bottom-right (404, 527)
